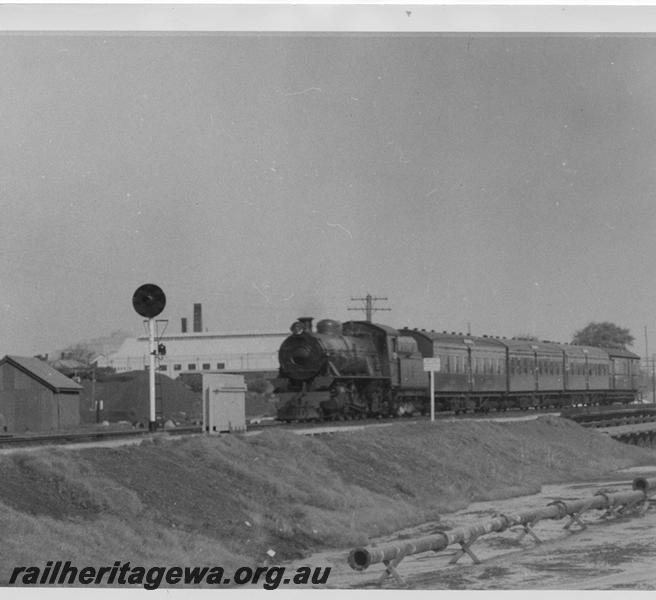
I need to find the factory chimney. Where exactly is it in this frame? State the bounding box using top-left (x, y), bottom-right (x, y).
top-left (181, 318), bottom-right (188, 333)
top-left (193, 303), bottom-right (203, 332)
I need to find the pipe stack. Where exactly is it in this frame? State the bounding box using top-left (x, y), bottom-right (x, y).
top-left (348, 476), bottom-right (653, 572)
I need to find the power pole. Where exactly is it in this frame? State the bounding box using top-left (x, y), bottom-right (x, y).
top-left (348, 293), bottom-right (391, 323)
top-left (645, 326), bottom-right (651, 403)
top-left (652, 354), bottom-right (655, 405)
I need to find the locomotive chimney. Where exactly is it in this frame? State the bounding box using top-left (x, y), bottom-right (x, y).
top-left (193, 303), bottom-right (202, 332)
top-left (181, 317), bottom-right (188, 333)
top-left (298, 317), bottom-right (313, 333)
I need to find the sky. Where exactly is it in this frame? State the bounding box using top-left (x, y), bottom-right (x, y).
top-left (2, 19), bottom-right (656, 357)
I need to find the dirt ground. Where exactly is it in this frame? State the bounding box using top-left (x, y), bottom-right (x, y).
top-left (1, 416), bottom-right (654, 588)
top-left (287, 465), bottom-right (656, 590)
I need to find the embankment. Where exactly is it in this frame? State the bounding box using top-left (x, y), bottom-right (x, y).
top-left (0, 416), bottom-right (653, 582)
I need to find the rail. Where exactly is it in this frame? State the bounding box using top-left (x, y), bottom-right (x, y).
top-left (347, 477), bottom-right (656, 587)
top-left (0, 425), bottom-right (202, 448)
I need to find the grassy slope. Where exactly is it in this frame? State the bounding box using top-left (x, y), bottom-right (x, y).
top-left (0, 416), bottom-right (654, 581)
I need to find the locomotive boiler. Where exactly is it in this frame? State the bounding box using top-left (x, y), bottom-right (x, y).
top-left (273, 317), bottom-right (426, 421)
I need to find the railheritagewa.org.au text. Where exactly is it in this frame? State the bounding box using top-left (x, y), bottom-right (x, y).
top-left (8, 561), bottom-right (331, 590)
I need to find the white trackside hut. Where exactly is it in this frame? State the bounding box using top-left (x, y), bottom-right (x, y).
top-left (202, 373), bottom-right (247, 434)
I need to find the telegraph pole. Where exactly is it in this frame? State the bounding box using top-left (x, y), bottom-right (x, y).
top-left (348, 294), bottom-right (391, 322)
top-left (652, 354), bottom-right (655, 405)
top-left (646, 326), bottom-right (652, 403)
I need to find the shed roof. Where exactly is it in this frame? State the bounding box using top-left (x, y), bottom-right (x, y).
top-left (109, 331), bottom-right (288, 361)
top-left (1, 355), bottom-right (83, 392)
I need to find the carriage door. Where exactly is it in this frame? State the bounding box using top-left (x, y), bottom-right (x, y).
top-left (532, 346), bottom-right (539, 391)
top-left (464, 338), bottom-right (474, 392)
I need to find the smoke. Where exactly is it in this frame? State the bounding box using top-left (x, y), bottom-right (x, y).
top-left (298, 295), bottom-right (326, 319)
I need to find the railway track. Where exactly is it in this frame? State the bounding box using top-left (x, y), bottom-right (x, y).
top-left (561, 404), bottom-right (656, 447)
top-left (2, 404), bottom-right (654, 449)
top-left (561, 404), bottom-right (656, 428)
top-left (0, 424), bottom-right (202, 449)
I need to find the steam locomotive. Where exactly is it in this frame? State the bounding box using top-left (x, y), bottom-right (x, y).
top-left (273, 317), bottom-right (640, 421)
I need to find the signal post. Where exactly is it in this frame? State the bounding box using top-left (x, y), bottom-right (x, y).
top-left (132, 284), bottom-right (167, 432)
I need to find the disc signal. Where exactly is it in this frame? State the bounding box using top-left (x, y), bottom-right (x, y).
top-left (132, 284), bottom-right (166, 318)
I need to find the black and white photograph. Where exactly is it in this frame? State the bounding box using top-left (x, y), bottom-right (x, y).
top-left (1, 3), bottom-right (656, 592)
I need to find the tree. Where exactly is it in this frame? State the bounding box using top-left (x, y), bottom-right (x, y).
top-left (572, 321), bottom-right (634, 349)
top-left (59, 343), bottom-right (96, 365)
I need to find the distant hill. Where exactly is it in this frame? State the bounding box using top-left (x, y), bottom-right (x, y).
top-left (78, 370), bottom-right (201, 425)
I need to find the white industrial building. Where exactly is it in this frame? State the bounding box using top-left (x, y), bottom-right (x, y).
top-left (98, 330), bottom-right (288, 377)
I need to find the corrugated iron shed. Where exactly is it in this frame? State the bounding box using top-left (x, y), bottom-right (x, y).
top-left (1, 355), bottom-right (82, 392)
top-left (0, 355), bottom-right (82, 432)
